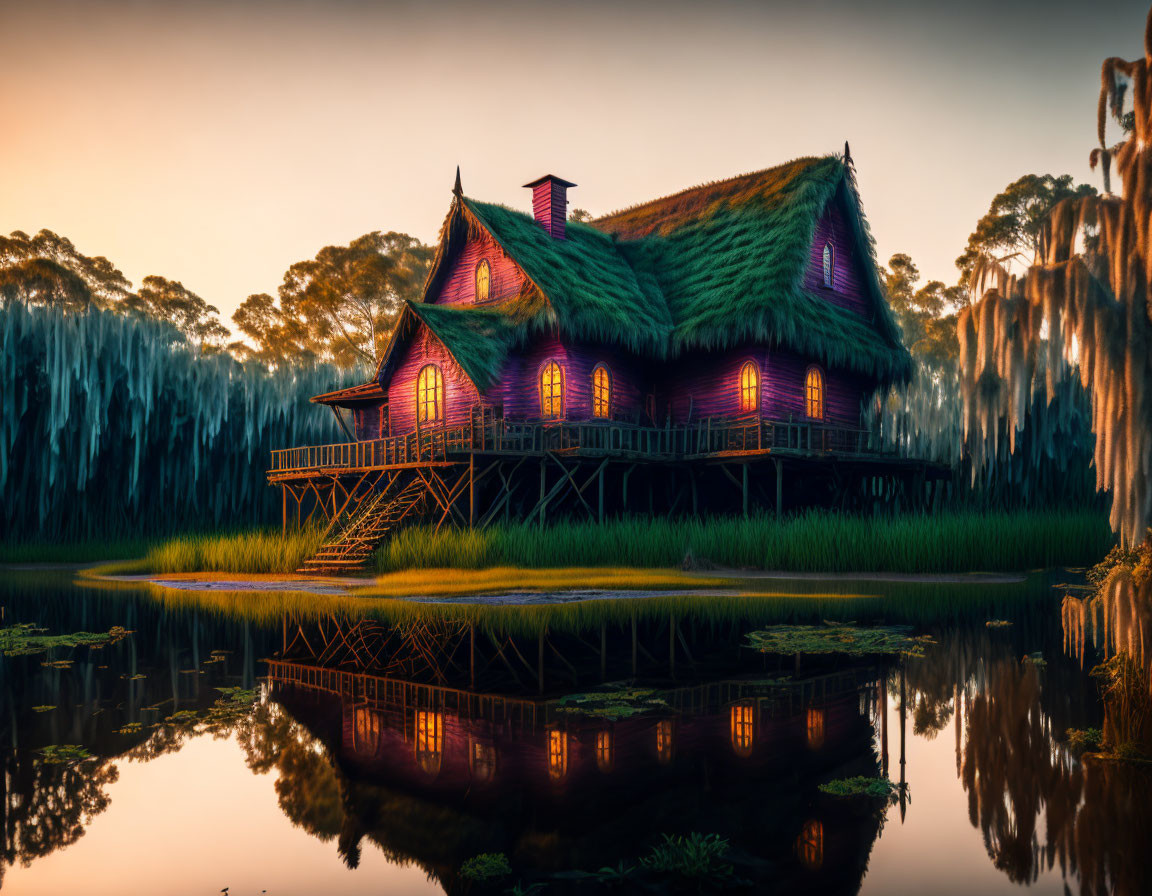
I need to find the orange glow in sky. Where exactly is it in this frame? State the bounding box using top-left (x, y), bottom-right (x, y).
top-left (1, 0), bottom-right (1145, 322)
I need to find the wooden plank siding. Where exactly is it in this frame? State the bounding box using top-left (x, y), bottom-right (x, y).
top-left (497, 336), bottom-right (648, 423)
top-left (428, 230), bottom-right (525, 306)
top-left (804, 199), bottom-right (871, 317)
top-left (386, 327), bottom-right (482, 434)
top-left (662, 348), bottom-right (870, 428)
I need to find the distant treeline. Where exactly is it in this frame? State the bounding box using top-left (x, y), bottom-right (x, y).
top-left (1, 304), bottom-right (350, 541)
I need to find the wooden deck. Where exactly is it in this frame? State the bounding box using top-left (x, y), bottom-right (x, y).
top-left (270, 415), bottom-right (949, 560)
top-left (269, 415), bottom-right (895, 479)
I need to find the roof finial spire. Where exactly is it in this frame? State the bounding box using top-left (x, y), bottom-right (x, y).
top-left (453, 166), bottom-right (462, 197)
top-left (843, 141), bottom-right (852, 165)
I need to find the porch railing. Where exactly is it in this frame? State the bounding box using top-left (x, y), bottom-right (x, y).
top-left (269, 414), bottom-right (887, 474)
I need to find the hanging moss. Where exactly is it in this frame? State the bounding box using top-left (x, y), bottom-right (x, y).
top-left (958, 8), bottom-right (1152, 548)
top-left (0, 304), bottom-right (349, 540)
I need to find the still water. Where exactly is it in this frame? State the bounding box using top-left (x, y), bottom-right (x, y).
top-left (0, 570), bottom-right (1146, 894)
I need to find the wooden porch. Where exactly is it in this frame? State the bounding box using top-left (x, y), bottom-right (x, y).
top-left (269, 414), bottom-right (948, 573)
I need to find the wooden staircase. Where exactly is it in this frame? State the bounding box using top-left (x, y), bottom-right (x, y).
top-left (297, 477), bottom-right (427, 576)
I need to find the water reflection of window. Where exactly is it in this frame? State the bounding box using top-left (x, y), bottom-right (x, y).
top-left (595, 730), bottom-right (613, 772)
top-left (806, 707), bottom-right (825, 750)
top-left (730, 704), bottom-right (755, 757)
top-left (547, 729), bottom-right (568, 780)
top-left (655, 719), bottom-right (674, 763)
top-left (353, 707), bottom-right (381, 755)
top-left (414, 710), bottom-right (443, 776)
top-left (797, 819), bottom-right (824, 869)
top-left (470, 740), bottom-right (496, 783)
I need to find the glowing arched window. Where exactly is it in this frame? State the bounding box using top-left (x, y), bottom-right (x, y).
top-left (804, 367), bottom-right (824, 420)
top-left (353, 707), bottom-right (382, 756)
top-left (806, 707), bottom-right (825, 750)
top-left (822, 243), bottom-right (834, 288)
top-left (592, 365), bottom-right (611, 419)
top-left (730, 704), bottom-right (755, 758)
top-left (470, 740), bottom-right (496, 783)
top-left (655, 719), bottom-right (675, 764)
top-left (595, 730), bottom-right (613, 772)
top-left (739, 361), bottom-right (760, 414)
top-left (547, 729), bottom-right (568, 780)
top-left (540, 360), bottom-right (564, 419)
top-left (417, 364), bottom-right (444, 424)
top-left (475, 259), bottom-right (491, 302)
top-left (415, 710), bottom-right (443, 776)
top-left (797, 820), bottom-right (824, 869)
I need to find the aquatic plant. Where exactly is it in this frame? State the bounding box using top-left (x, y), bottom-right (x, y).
top-left (638, 833), bottom-right (736, 884)
top-left (818, 776), bottom-right (903, 803)
top-left (957, 5), bottom-right (1152, 547)
top-left (744, 623), bottom-right (933, 657)
top-left (554, 685), bottom-right (670, 721)
top-left (0, 623), bottom-right (130, 656)
top-left (459, 852), bottom-right (511, 882)
top-left (0, 303), bottom-right (348, 541)
top-left (37, 745), bottom-right (92, 765)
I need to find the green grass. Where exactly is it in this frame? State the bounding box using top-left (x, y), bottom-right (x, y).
top-left (376, 510), bottom-right (1112, 575)
top-left (138, 527), bottom-right (323, 575)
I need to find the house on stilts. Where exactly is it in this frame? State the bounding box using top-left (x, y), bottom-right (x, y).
top-left (271, 150), bottom-right (944, 573)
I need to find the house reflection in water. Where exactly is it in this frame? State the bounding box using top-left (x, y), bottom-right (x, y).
top-left (265, 612), bottom-right (894, 893)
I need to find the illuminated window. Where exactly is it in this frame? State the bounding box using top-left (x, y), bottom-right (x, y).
top-left (476, 259), bottom-right (491, 302)
top-left (806, 707), bottom-right (825, 750)
top-left (739, 361), bottom-right (760, 414)
top-left (804, 367), bottom-right (824, 420)
top-left (592, 364), bottom-right (611, 419)
top-left (470, 740), bottom-right (496, 783)
top-left (540, 360), bottom-right (564, 419)
top-left (353, 707), bottom-right (381, 755)
top-left (414, 710), bottom-right (443, 776)
top-left (730, 704), bottom-right (755, 758)
top-left (655, 719), bottom-right (674, 764)
top-left (547, 728), bottom-right (568, 780)
top-left (822, 243), bottom-right (834, 288)
top-left (797, 820), bottom-right (824, 869)
top-left (595, 729), bottom-right (613, 772)
top-left (416, 364), bottom-right (444, 424)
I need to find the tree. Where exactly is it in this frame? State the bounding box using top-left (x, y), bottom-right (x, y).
top-left (233, 231), bottom-right (432, 369)
top-left (955, 175), bottom-right (1096, 283)
top-left (123, 275), bottom-right (229, 351)
top-left (958, 5), bottom-right (1152, 547)
top-left (0, 229), bottom-right (131, 309)
top-left (881, 253), bottom-right (965, 369)
top-left (569, 208), bottom-right (593, 223)
top-left (0, 257), bottom-right (91, 310)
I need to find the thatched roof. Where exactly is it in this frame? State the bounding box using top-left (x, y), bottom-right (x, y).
top-left (382, 154), bottom-right (911, 392)
top-left (597, 156), bottom-right (909, 381)
top-left (407, 302), bottom-right (522, 392)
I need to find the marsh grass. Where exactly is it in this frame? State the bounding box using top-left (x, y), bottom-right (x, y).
top-left (0, 538), bottom-right (159, 564)
top-left (377, 510), bottom-right (1112, 575)
top-left (140, 528), bottom-right (323, 575)
top-left (360, 567), bottom-right (738, 598)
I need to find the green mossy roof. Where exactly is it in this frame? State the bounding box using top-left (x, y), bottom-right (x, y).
top-left (463, 198), bottom-right (672, 358)
top-left (406, 302), bottom-right (522, 392)
top-left (397, 155), bottom-right (911, 390)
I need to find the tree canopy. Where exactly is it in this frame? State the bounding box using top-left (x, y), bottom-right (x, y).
top-left (232, 231), bottom-right (432, 369)
top-left (880, 253), bottom-right (966, 369)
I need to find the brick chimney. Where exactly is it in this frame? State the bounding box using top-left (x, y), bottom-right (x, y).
top-left (523, 175), bottom-right (577, 240)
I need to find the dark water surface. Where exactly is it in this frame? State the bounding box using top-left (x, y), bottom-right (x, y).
top-left (0, 570), bottom-right (1147, 895)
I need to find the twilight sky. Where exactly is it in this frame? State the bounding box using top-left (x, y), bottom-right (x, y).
top-left (1, 0), bottom-right (1145, 321)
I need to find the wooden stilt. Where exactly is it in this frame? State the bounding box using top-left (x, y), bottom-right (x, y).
top-left (598, 463), bottom-right (605, 524)
top-left (742, 463), bottom-right (749, 518)
top-left (775, 458), bottom-right (783, 518)
top-left (468, 453), bottom-right (475, 528)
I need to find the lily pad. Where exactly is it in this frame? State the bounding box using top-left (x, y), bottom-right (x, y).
top-left (555, 684), bottom-right (669, 720)
top-left (744, 623), bottom-right (933, 657)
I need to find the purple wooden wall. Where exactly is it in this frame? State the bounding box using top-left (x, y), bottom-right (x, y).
top-left (429, 230), bottom-right (525, 306)
top-left (496, 336), bottom-right (647, 423)
top-left (386, 325), bottom-right (482, 433)
top-left (352, 406), bottom-right (385, 441)
top-left (803, 199), bottom-right (871, 317)
top-left (661, 347), bottom-right (869, 427)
